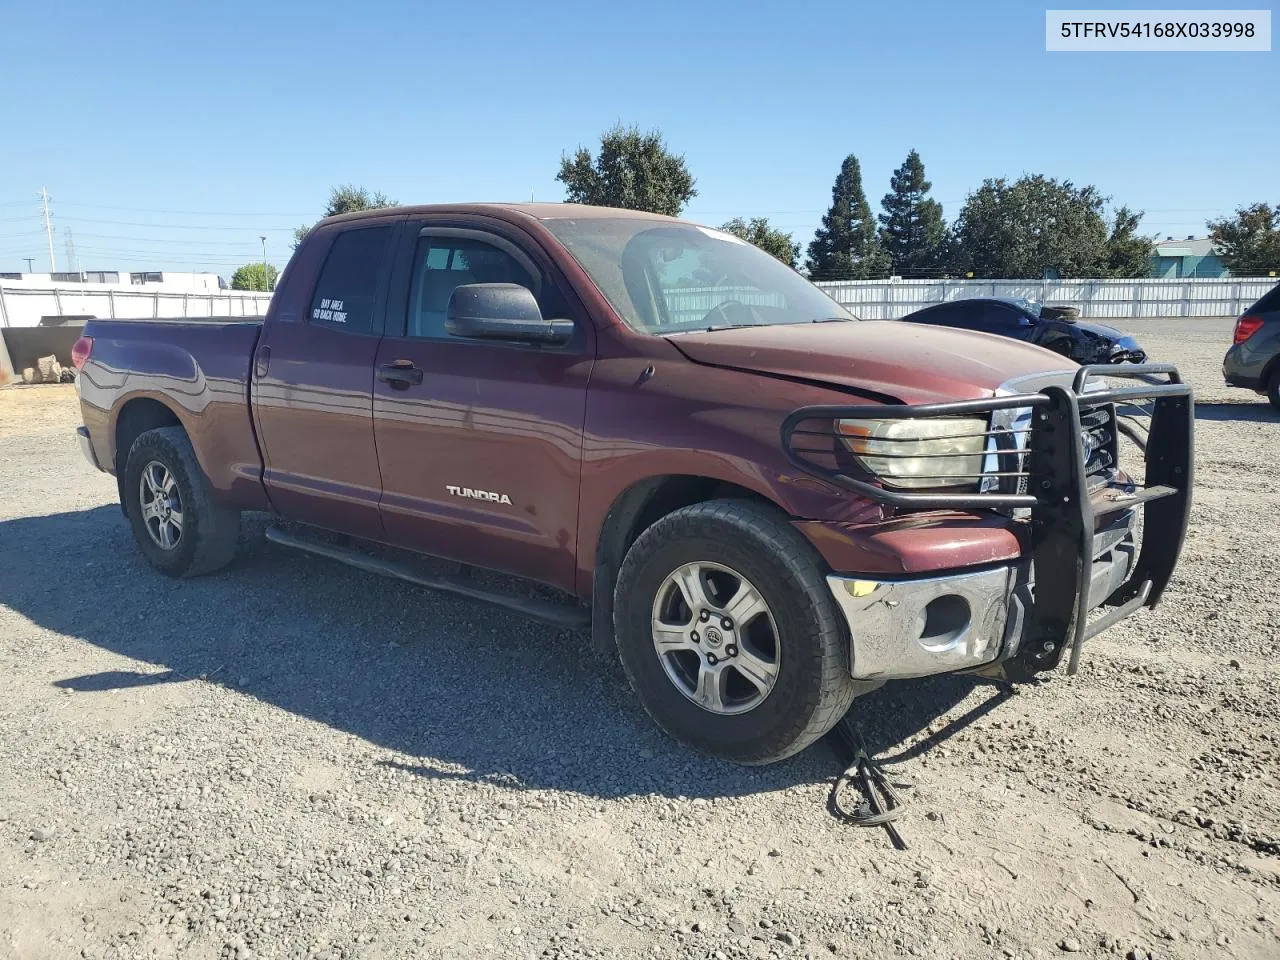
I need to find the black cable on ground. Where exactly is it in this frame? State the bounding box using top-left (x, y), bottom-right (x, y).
top-left (827, 714), bottom-right (913, 850)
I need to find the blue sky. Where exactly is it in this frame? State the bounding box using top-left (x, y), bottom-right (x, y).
top-left (0, 0), bottom-right (1275, 276)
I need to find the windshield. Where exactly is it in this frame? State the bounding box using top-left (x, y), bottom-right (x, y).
top-left (541, 217), bottom-right (856, 333)
top-left (1013, 297), bottom-right (1043, 318)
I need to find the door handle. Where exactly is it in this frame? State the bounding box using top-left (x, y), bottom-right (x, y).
top-left (254, 345), bottom-right (271, 378)
top-left (377, 360), bottom-right (423, 388)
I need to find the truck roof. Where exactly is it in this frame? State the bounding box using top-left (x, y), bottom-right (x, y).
top-left (318, 202), bottom-right (681, 229)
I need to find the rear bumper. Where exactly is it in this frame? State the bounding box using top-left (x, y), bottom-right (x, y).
top-left (76, 426), bottom-right (103, 471)
top-left (1223, 341), bottom-right (1270, 391)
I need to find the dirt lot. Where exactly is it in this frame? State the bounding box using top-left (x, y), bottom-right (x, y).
top-left (1, 317), bottom-right (1277, 960)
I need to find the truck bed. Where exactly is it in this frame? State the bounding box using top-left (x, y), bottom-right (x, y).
top-left (78, 316), bottom-right (266, 509)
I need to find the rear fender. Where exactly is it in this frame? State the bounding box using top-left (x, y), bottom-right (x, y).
top-left (79, 323), bottom-right (268, 510)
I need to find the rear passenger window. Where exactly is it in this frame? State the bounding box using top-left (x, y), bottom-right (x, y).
top-left (308, 226), bottom-right (394, 334)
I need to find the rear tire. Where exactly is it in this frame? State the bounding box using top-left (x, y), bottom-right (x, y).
top-left (613, 499), bottom-right (855, 765)
top-left (122, 426), bottom-right (240, 577)
top-left (1268, 370), bottom-right (1280, 412)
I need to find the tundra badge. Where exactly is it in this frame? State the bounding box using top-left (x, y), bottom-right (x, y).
top-left (446, 485), bottom-right (512, 505)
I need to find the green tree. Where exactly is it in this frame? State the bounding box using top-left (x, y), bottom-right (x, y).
top-left (1102, 206), bottom-right (1155, 278)
top-left (293, 184), bottom-right (398, 248)
top-left (806, 154), bottom-right (890, 280)
top-left (1207, 203), bottom-right (1280, 276)
top-left (877, 149), bottom-right (949, 276)
top-left (721, 217), bottom-right (800, 268)
top-left (557, 124), bottom-right (696, 216)
top-left (952, 175), bottom-right (1113, 278)
top-left (230, 262), bottom-right (279, 291)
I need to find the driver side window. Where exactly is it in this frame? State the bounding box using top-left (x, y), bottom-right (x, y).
top-left (407, 236), bottom-right (537, 340)
top-left (977, 304), bottom-right (1023, 332)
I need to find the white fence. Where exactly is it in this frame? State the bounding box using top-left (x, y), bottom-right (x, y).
top-left (0, 285), bottom-right (273, 328)
top-left (814, 277), bottom-right (1279, 321)
top-left (3, 276), bottom-right (1277, 329)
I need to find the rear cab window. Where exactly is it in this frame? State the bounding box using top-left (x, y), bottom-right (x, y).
top-left (308, 226), bottom-right (395, 334)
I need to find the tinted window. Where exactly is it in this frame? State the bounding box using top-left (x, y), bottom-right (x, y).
top-left (309, 226), bottom-right (394, 334)
top-left (407, 236), bottom-right (537, 339)
top-left (1251, 283), bottom-right (1280, 315)
top-left (917, 302), bottom-right (981, 329)
top-left (977, 303), bottom-right (1024, 332)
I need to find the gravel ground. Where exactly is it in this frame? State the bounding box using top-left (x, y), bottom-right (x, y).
top-left (1, 316), bottom-right (1277, 960)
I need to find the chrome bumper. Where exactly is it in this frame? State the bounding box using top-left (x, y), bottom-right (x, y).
top-left (76, 426), bottom-right (103, 471)
top-left (828, 538), bottom-right (1136, 681)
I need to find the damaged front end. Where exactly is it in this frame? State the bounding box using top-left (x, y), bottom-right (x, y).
top-left (782, 364), bottom-right (1194, 682)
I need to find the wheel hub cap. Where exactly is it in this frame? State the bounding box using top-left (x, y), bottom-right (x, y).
top-left (650, 561), bottom-right (780, 716)
top-left (139, 461), bottom-right (184, 551)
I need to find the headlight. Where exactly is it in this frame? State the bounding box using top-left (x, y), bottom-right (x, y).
top-left (836, 417), bottom-right (989, 489)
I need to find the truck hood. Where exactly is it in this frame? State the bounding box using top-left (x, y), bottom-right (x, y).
top-left (665, 320), bottom-right (1077, 404)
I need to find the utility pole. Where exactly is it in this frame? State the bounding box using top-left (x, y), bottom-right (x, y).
top-left (260, 235), bottom-right (269, 291)
top-left (65, 227), bottom-right (81, 280)
top-left (22, 258), bottom-right (34, 274)
top-left (39, 186), bottom-right (56, 273)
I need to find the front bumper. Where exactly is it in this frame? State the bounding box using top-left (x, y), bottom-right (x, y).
top-left (785, 363), bottom-right (1194, 680)
top-left (76, 426), bottom-right (103, 471)
top-left (827, 528), bottom-right (1136, 680)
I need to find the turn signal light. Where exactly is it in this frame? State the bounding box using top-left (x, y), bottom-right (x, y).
top-left (71, 335), bottom-right (94, 369)
top-left (1233, 315), bottom-right (1263, 344)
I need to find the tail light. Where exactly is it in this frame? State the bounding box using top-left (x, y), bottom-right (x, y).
top-left (1233, 315), bottom-right (1263, 345)
top-left (71, 335), bottom-right (94, 369)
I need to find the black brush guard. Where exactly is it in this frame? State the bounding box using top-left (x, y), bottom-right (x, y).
top-left (781, 363), bottom-right (1194, 677)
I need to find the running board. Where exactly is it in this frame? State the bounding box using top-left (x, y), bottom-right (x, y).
top-left (264, 526), bottom-right (590, 630)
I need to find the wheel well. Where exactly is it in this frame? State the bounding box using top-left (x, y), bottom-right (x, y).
top-left (114, 398), bottom-right (183, 473)
top-left (589, 475), bottom-right (780, 656)
top-left (1263, 354), bottom-right (1280, 392)
top-left (113, 399), bottom-right (183, 511)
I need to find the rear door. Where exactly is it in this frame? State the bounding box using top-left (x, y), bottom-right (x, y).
top-left (252, 220), bottom-right (400, 539)
top-left (371, 221), bottom-right (594, 590)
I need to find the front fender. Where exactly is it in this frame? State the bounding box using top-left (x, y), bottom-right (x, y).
top-left (576, 356), bottom-right (887, 591)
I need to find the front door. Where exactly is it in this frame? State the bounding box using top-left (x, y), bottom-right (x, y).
top-left (252, 222), bottom-right (397, 540)
top-left (371, 225), bottom-right (594, 590)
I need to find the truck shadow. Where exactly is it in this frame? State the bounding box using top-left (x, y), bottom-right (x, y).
top-left (0, 506), bottom-right (997, 801)
top-left (1194, 401), bottom-right (1278, 423)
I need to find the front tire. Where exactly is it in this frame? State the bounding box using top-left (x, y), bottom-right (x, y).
top-left (122, 426), bottom-right (240, 577)
top-left (613, 499), bottom-right (855, 765)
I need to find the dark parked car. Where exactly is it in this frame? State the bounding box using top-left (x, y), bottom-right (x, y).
top-left (900, 297), bottom-right (1147, 365)
top-left (71, 205), bottom-right (1193, 766)
top-left (1223, 284), bottom-right (1280, 410)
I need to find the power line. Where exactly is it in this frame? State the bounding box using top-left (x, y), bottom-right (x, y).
top-left (58, 216), bottom-right (300, 231)
top-left (61, 232), bottom-right (284, 247)
top-left (49, 200), bottom-right (311, 217)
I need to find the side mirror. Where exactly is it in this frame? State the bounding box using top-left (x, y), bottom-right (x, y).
top-left (446, 283), bottom-right (573, 345)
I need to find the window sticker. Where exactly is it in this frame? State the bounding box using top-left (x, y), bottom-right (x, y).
top-left (695, 225), bottom-right (747, 245)
top-left (312, 298), bottom-right (348, 323)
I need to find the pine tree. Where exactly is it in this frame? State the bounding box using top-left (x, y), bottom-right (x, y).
top-left (878, 150), bottom-right (950, 276)
top-left (806, 155), bottom-right (889, 280)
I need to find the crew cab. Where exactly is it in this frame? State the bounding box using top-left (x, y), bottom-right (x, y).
top-left (73, 204), bottom-right (1194, 765)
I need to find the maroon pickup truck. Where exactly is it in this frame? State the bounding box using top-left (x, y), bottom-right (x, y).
top-left (73, 204), bottom-right (1194, 765)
